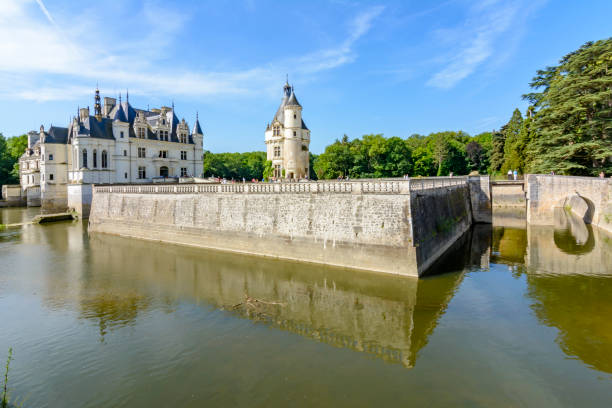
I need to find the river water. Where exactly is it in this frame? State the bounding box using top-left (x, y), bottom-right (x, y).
top-left (1, 207), bottom-right (612, 407)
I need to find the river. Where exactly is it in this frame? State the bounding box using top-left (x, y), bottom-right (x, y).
top-left (1, 207), bottom-right (611, 407)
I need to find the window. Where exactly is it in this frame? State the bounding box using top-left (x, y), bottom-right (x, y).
top-left (48, 154), bottom-right (53, 161)
top-left (49, 174), bottom-right (54, 181)
top-left (93, 149), bottom-right (98, 168)
top-left (274, 165), bottom-right (281, 178)
top-left (82, 149), bottom-right (88, 168)
top-left (273, 125), bottom-right (280, 136)
top-left (158, 130), bottom-right (169, 141)
top-left (159, 150), bottom-right (168, 158)
top-left (301, 145), bottom-right (308, 151)
top-left (165, 131), bottom-right (169, 141)
top-left (274, 146), bottom-right (281, 157)
top-left (123, 150), bottom-right (127, 156)
top-left (101, 150), bottom-right (108, 168)
top-left (181, 167), bottom-right (188, 177)
top-left (138, 147), bottom-right (146, 158)
top-left (293, 131), bottom-right (296, 137)
top-left (120, 131), bottom-right (124, 138)
top-left (162, 119), bottom-right (166, 125)
top-left (160, 166), bottom-right (169, 177)
top-left (138, 166), bottom-right (146, 179)
top-left (180, 151), bottom-right (187, 160)
top-left (124, 172), bottom-right (128, 179)
top-left (138, 128), bottom-right (145, 139)
top-left (180, 133), bottom-right (187, 143)
top-left (294, 114), bottom-right (296, 119)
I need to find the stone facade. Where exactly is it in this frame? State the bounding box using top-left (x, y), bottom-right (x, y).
top-left (88, 177), bottom-right (478, 277)
top-left (18, 88), bottom-right (204, 213)
top-left (264, 81), bottom-right (310, 179)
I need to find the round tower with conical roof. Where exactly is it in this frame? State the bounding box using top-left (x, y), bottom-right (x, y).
top-left (265, 80), bottom-right (310, 180)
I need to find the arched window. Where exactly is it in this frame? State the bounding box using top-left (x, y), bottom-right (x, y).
top-left (160, 166), bottom-right (169, 177)
top-left (82, 149), bottom-right (88, 168)
top-left (101, 150), bottom-right (108, 168)
top-left (93, 149), bottom-right (98, 168)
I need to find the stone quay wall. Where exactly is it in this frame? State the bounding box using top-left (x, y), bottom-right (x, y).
top-left (526, 175), bottom-right (612, 234)
top-left (89, 177), bottom-right (477, 277)
top-left (491, 181), bottom-right (526, 208)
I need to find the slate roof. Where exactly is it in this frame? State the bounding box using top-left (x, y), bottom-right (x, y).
top-left (193, 118), bottom-right (203, 135)
top-left (42, 98), bottom-right (199, 145)
top-left (271, 85), bottom-right (309, 130)
top-left (45, 126), bottom-right (68, 144)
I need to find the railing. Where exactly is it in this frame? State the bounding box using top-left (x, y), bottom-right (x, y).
top-left (93, 176), bottom-right (471, 195)
top-left (408, 176), bottom-right (467, 191)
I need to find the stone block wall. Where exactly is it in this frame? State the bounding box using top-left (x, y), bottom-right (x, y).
top-left (67, 184), bottom-right (93, 218)
top-left (491, 182), bottom-right (526, 208)
top-left (526, 175), bottom-right (612, 234)
top-left (89, 178), bottom-right (474, 277)
top-left (26, 186), bottom-right (41, 207)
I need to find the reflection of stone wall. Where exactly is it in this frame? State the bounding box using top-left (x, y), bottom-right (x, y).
top-left (86, 233), bottom-right (467, 367)
top-left (526, 224), bottom-right (612, 275)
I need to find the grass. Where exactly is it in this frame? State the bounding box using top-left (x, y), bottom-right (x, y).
top-left (2, 348), bottom-right (23, 408)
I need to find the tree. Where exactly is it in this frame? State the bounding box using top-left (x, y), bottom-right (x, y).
top-left (489, 130), bottom-right (505, 173)
top-left (524, 38), bottom-right (612, 175)
top-left (501, 108), bottom-right (524, 174)
top-left (262, 160), bottom-right (273, 181)
top-left (0, 133), bottom-right (27, 186)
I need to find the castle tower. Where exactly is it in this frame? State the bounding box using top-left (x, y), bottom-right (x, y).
top-left (265, 80), bottom-right (311, 179)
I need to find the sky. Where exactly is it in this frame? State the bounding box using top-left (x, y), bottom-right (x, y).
top-left (0, 0), bottom-right (610, 154)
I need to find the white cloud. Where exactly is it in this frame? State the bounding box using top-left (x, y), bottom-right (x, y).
top-left (426, 0), bottom-right (542, 89)
top-left (0, 1), bottom-right (383, 102)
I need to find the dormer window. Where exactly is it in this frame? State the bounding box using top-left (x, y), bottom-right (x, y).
top-left (138, 128), bottom-right (145, 139)
top-left (162, 119), bottom-right (166, 125)
top-left (273, 125), bottom-right (280, 136)
top-left (180, 133), bottom-right (187, 143)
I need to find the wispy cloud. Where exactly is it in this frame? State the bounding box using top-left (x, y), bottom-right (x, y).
top-left (0, 1), bottom-right (383, 102)
top-left (426, 0), bottom-right (542, 89)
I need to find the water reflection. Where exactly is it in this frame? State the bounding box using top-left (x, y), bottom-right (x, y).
top-left (490, 211), bottom-right (612, 374)
top-left (84, 229), bottom-right (492, 367)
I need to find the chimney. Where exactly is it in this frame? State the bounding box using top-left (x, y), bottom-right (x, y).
top-left (103, 97), bottom-right (116, 117)
top-left (79, 107), bottom-right (90, 121)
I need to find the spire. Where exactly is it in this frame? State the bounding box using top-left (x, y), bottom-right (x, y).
top-left (94, 85), bottom-right (102, 121)
top-left (192, 112), bottom-right (203, 135)
top-left (126, 88), bottom-right (129, 102)
top-left (283, 76), bottom-right (291, 98)
top-left (119, 92), bottom-right (122, 104)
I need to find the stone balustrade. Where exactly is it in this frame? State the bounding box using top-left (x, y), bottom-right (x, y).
top-left (93, 177), bottom-right (467, 196)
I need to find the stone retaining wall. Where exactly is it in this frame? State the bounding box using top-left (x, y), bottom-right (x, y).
top-left (89, 177), bottom-right (475, 277)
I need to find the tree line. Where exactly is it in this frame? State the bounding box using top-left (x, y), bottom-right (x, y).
top-left (2, 38), bottom-right (609, 185)
top-left (0, 133), bottom-right (27, 186)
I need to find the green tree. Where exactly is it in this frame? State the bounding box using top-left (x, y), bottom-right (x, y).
top-left (0, 133), bottom-right (27, 186)
top-left (262, 160), bottom-right (273, 181)
top-left (489, 130), bottom-right (505, 173)
top-left (524, 38), bottom-right (612, 175)
top-left (501, 108), bottom-right (524, 174)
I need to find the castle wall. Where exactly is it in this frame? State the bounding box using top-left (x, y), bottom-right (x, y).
top-left (67, 184), bottom-right (92, 218)
top-left (89, 177), bottom-right (476, 277)
top-left (526, 175), bottom-right (612, 234)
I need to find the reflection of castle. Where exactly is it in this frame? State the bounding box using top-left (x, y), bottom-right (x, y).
top-left (86, 232), bottom-right (481, 367)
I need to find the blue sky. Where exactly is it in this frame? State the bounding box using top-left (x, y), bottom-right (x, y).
top-left (0, 0), bottom-right (610, 153)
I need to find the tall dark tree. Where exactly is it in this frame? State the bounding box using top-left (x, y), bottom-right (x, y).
top-left (501, 108), bottom-right (524, 174)
top-left (489, 130), bottom-right (505, 173)
top-left (524, 38), bottom-right (612, 175)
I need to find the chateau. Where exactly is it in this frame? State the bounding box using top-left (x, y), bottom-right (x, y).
top-left (19, 88), bottom-right (204, 212)
top-left (265, 81), bottom-right (311, 179)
